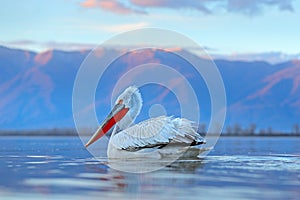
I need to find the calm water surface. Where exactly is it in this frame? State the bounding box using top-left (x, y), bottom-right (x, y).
top-left (0, 136), bottom-right (299, 200)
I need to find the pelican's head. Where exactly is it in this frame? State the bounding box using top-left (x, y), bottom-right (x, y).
top-left (85, 86), bottom-right (142, 148)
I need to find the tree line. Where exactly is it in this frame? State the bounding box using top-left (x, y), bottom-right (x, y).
top-left (198, 123), bottom-right (300, 136)
top-left (0, 123), bottom-right (299, 136)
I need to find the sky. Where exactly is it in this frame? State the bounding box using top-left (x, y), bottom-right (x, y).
top-left (1, 0), bottom-right (300, 62)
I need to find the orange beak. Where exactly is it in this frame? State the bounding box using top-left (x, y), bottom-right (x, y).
top-left (85, 103), bottom-right (129, 148)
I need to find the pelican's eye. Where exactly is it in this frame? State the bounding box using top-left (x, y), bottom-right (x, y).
top-left (117, 99), bottom-right (123, 105)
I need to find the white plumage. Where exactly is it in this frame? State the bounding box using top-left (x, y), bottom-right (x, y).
top-left (111, 116), bottom-right (204, 150)
top-left (85, 86), bottom-right (206, 159)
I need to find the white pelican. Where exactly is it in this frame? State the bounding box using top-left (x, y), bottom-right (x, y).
top-left (85, 86), bottom-right (206, 159)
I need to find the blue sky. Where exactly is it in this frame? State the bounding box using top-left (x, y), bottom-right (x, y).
top-left (1, 0), bottom-right (300, 61)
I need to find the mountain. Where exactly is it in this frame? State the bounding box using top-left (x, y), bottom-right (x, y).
top-left (0, 46), bottom-right (88, 129)
top-left (0, 45), bottom-right (299, 132)
top-left (224, 60), bottom-right (300, 131)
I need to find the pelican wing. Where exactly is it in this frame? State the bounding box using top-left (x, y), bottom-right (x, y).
top-left (110, 116), bottom-right (205, 151)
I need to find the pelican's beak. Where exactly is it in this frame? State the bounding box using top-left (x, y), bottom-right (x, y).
top-left (85, 102), bottom-right (129, 148)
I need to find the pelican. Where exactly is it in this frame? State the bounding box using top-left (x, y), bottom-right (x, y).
top-left (85, 86), bottom-right (206, 159)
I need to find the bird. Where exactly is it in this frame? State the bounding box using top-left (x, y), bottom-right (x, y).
top-left (85, 86), bottom-right (207, 159)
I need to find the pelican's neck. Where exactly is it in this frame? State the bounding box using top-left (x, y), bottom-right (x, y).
top-left (112, 87), bottom-right (142, 136)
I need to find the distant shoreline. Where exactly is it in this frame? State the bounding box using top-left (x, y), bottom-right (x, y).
top-left (0, 130), bottom-right (299, 137)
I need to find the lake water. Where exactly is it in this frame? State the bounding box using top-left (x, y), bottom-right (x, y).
top-left (0, 136), bottom-right (299, 200)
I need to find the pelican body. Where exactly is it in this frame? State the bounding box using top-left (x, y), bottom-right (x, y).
top-left (85, 86), bottom-right (206, 159)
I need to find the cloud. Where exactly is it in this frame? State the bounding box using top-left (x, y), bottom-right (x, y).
top-left (212, 52), bottom-right (300, 64)
top-left (226, 0), bottom-right (294, 15)
top-left (0, 21), bottom-right (149, 51)
top-left (1, 40), bottom-right (98, 52)
top-left (4, 40), bottom-right (36, 46)
top-left (2, 40), bottom-right (299, 64)
top-left (130, 0), bottom-right (213, 14)
top-left (80, 0), bottom-right (146, 14)
top-left (42, 41), bottom-right (97, 51)
top-left (80, 0), bottom-right (295, 15)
